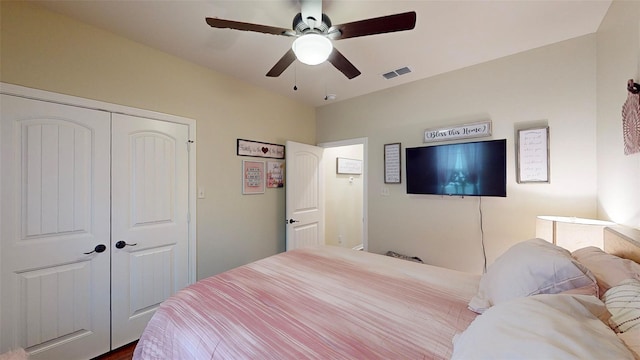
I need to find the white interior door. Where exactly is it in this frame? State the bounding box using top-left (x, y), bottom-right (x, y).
top-left (285, 141), bottom-right (325, 250)
top-left (110, 114), bottom-right (190, 348)
top-left (0, 95), bottom-right (111, 359)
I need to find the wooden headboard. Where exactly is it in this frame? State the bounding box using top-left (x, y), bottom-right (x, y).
top-left (604, 225), bottom-right (640, 263)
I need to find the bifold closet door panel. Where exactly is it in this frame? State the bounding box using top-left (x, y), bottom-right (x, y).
top-left (110, 113), bottom-right (190, 349)
top-left (0, 94), bottom-right (111, 360)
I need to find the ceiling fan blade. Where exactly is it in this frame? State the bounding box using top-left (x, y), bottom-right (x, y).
top-left (327, 48), bottom-right (361, 79)
top-left (206, 17), bottom-right (294, 36)
top-left (331, 11), bottom-right (417, 40)
top-left (266, 49), bottom-right (297, 77)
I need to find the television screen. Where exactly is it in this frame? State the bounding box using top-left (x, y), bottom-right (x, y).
top-left (405, 139), bottom-right (507, 197)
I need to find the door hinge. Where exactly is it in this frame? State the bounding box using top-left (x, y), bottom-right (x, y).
top-left (187, 139), bottom-right (194, 152)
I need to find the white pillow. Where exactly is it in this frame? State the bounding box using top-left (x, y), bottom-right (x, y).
top-left (468, 238), bottom-right (598, 313)
top-left (603, 278), bottom-right (640, 333)
top-left (452, 294), bottom-right (635, 360)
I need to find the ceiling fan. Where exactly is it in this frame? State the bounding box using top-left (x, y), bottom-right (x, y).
top-left (205, 0), bottom-right (416, 79)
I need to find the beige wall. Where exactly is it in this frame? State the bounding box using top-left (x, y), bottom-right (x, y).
top-left (0, 1), bottom-right (316, 279)
top-left (323, 145), bottom-right (364, 249)
top-left (596, 0), bottom-right (640, 229)
top-left (316, 35), bottom-right (599, 273)
top-left (4, 0), bottom-right (636, 278)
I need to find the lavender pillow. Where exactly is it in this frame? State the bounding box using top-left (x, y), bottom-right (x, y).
top-left (469, 238), bottom-right (598, 313)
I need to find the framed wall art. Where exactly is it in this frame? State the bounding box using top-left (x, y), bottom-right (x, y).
top-left (424, 120), bottom-right (492, 143)
top-left (237, 139), bottom-right (285, 159)
top-left (336, 157), bottom-right (362, 175)
top-left (517, 127), bottom-right (550, 183)
top-left (266, 161), bottom-right (285, 188)
top-left (384, 143), bottom-right (401, 184)
top-left (242, 160), bottom-right (265, 194)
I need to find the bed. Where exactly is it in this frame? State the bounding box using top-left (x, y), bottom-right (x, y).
top-left (133, 226), bottom-right (640, 359)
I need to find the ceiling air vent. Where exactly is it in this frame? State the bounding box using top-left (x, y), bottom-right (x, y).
top-left (382, 66), bottom-right (412, 80)
top-left (382, 71), bottom-right (398, 79)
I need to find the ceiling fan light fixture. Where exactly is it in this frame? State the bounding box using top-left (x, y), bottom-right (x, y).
top-left (292, 34), bottom-right (333, 65)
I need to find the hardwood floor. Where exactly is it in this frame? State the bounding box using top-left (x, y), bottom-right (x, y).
top-left (92, 341), bottom-right (137, 360)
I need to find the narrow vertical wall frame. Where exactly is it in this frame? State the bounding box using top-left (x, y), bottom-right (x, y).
top-left (384, 143), bottom-right (401, 184)
top-left (517, 127), bottom-right (550, 183)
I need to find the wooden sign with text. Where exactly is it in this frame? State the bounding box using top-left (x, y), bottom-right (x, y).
top-left (424, 121), bottom-right (492, 143)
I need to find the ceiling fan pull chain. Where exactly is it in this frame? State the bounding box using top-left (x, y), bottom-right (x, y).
top-left (293, 63), bottom-right (298, 91)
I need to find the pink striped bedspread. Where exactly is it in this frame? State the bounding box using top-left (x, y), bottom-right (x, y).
top-left (133, 246), bottom-right (480, 359)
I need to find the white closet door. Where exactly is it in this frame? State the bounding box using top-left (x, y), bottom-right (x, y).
top-left (0, 95), bottom-right (111, 359)
top-left (110, 113), bottom-right (190, 348)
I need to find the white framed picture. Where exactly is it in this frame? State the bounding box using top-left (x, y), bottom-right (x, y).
top-left (336, 157), bottom-right (362, 175)
top-left (384, 143), bottom-right (401, 184)
top-left (517, 127), bottom-right (550, 183)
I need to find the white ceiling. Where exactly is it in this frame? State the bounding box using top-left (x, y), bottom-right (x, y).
top-left (32, 0), bottom-right (612, 107)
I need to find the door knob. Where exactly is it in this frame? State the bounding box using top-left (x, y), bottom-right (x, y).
top-left (115, 241), bottom-right (137, 249)
top-left (287, 219), bottom-right (300, 224)
top-left (84, 244), bottom-right (107, 254)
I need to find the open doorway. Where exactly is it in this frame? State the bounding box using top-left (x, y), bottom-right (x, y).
top-left (319, 138), bottom-right (368, 251)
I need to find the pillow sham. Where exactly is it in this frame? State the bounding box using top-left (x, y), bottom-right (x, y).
top-left (572, 246), bottom-right (640, 294)
top-left (452, 294), bottom-right (634, 360)
top-left (603, 278), bottom-right (640, 333)
top-left (468, 238), bottom-right (598, 313)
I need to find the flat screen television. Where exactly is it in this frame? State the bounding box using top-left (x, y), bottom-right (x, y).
top-left (405, 139), bottom-right (507, 197)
